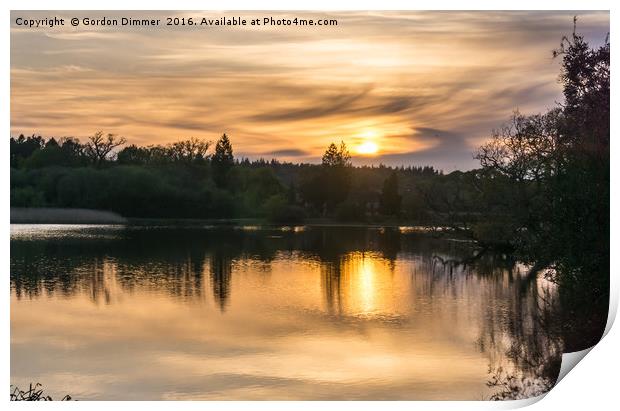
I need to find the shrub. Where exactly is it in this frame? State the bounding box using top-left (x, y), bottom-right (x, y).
top-left (264, 194), bottom-right (305, 224)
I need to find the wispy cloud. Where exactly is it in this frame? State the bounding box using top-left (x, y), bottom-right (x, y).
top-left (10, 10), bottom-right (609, 170)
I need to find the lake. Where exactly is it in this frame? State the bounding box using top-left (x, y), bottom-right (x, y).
top-left (10, 224), bottom-right (562, 400)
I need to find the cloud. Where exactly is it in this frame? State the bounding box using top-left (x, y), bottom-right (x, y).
top-left (10, 10), bottom-right (610, 170)
top-left (249, 87), bottom-right (372, 122)
top-left (266, 149), bottom-right (310, 157)
top-left (351, 126), bottom-right (477, 171)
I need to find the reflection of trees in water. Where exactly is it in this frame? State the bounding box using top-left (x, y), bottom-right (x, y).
top-left (88, 259), bottom-right (111, 304)
top-left (209, 252), bottom-right (233, 312)
top-left (377, 228), bottom-right (401, 266)
top-left (486, 276), bottom-right (563, 399)
top-left (11, 225), bottom-right (567, 400)
top-left (320, 261), bottom-right (343, 316)
top-left (11, 241), bottom-right (84, 300)
top-left (10, 226), bottom-right (410, 306)
top-left (313, 233), bottom-right (565, 400)
top-left (319, 251), bottom-right (398, 318)
top-left (10, 241), bottom-right (116, 304)
top-left (10, 227), bottom-right (268, 305)
top-left (428, 252), bottom-right (563, 400)
top-left (314, 228), bottom-right (401, 317)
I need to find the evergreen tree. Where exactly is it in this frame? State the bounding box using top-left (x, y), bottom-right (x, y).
top-left (212, 133), bottom-right (234, 188)
top-left (321, 141), bottom-right (351, 167)
top-left (321, 141), bottom-right (352, 213)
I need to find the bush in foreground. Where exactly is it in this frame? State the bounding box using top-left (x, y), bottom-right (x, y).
top-left (10, 383), bottom-right (72, 401)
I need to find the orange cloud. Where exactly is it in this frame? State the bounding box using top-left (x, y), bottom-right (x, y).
top-left (10, 11), bottom-right (609, 170)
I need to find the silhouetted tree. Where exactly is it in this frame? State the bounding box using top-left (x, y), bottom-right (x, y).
top-left (24, 142), bottom-right (64, 168)
top-left (168, 138), bottom-right (211, 164)
top-left (45, 138), bottom-right (59, 149)
top-left (476, 110), bottom-right (560, 184)
top-left (322, 141), bottom-right (352, 213)
top-left (117, 144), bottom-right (150, 165)
top-left (322, 141), bottom-right (351, 167)
top-left (59, 137), bottom-right (85, 163)
top-left (476, 20), bottom-right (609, 350)
top-left (211, 133), bottom-right (234, 187)
top-left (10, 134), bottom-right (44, 167)
top-left (84, 131), bottom-right (126, 166)
top-left (550, 20), bottom-right (609, 350)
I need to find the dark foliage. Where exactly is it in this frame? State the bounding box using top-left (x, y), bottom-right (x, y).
top-left (476, 22), bottom-right (609, 352)
top-left (10, 383), bottom-right (72, 401)
top-left (379, 171), bottom-right (402, 217)
top-left (211, 133), bottom-right (234, 188)
top-left (11, 134), bottom-right (445, 223)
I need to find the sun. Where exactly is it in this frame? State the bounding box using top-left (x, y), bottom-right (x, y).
top-left (354, 129), bottom-right (381, 155)
top-left (357, 140), bottom-right (379, 155)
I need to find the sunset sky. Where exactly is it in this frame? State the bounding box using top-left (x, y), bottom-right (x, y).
top-left (11, 11), bottom-right (609, 170)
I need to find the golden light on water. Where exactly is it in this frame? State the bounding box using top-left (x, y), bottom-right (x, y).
top-left (335, 252), bottom-right (396, 317)
top-left (10, 224), bottom-right (547, 400)
top-left (357, 255), bottom-right (377, 314)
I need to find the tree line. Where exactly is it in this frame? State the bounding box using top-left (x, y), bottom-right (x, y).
top-left (10, 127), bottom-right (447, 223)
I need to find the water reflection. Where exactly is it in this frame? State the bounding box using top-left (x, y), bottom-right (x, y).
top-left (321, 252), bottom-right (399, 319)
top-left (210, 252), bottom-right (233, 311)
top-left (10, 225), bottom-right (562, 400)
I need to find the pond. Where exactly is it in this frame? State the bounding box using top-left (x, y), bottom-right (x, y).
top-left (10, 224), bottom-right (562, 400)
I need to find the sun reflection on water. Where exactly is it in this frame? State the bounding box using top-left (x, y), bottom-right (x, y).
top-left (10, 225), bottom-right (561, 400)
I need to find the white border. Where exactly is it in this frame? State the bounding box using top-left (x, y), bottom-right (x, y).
top-left (3, 1), bottom-right (617, 410)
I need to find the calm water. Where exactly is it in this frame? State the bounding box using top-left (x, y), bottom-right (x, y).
top-left (10, 224), bottom-right (561, 400)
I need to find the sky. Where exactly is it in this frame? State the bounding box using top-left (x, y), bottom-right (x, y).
top-left (10, 11), bottom-right (609, 171)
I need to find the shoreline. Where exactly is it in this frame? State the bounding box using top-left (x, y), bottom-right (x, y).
top-left (10, 207), bottom-right (460, 231)
top-left (10, 207), bottom-right (127, 224)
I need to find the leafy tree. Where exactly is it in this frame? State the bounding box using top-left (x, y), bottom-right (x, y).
top-left (263, 193), bottom-right (305, 224)
top-left (230, 167), bottom-right (285, 216)
top-left (24, 144), bottom-right (65, 169)
top-left (22, 136), bottom-right (85, 169)
top-left (167, 138), bottom-right (211, 164)
top-left (59, 137), bottom-right (86, 165)
top-left (211, 133), bottom-right (234, 187)
top-left (10, 134), bottom-right (44, 167)
top-left (45, 138), bottom-right (59, 149)
top-left (117, 145), bottom-right (151, 165)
